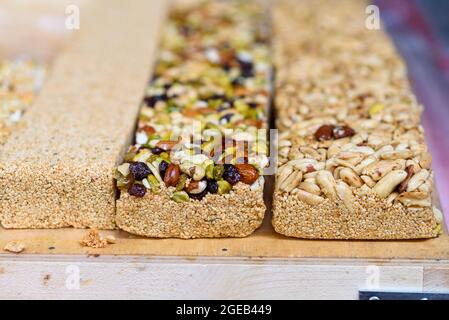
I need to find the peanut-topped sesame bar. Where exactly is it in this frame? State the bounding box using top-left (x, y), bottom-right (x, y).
top-left (0, 58), bottom-right (45, 144)
top-left (115, 0), bottom-right (271, 238)
top-left (272, 0), bottom-right (442, 239)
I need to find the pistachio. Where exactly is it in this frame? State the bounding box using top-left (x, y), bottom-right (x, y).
top-left (132, 149), bottom-right (152, 163)
top-left (171, 191), bottom-right (190, 203)
top-left (117, 163), bottom-right (130, 177)
top-left (147, 162), bottom-right (164, 184)
top-left (213, 165), bottom-right (225, 179)
top-left (147, 175), bottom-right (161, 193)
top-left (205, 163), bottom-right (215, 180)
top-left (176, 173), bottom-right (188, 191)
top-left (369, 103), bottom-right (384, 117)
top-left (217, 180), bottom-right (232, 195)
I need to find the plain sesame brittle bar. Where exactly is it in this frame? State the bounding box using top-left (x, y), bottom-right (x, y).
top-left (115, 0), bottom-right (271, 238)
top-left (272, 0), bottom-right (442, 239)
top-left (0, 0), bottom-right (167, 229)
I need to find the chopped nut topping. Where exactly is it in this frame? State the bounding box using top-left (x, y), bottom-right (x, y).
top-left (274, 0), bottom-right (434, 213)
top-left (115, 0), bottom-right (270, 202)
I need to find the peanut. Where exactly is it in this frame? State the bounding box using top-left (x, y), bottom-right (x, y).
top-left (316, 170), bottom-right (337, 200)
top-left (372, 170), bottom-right (407, 199)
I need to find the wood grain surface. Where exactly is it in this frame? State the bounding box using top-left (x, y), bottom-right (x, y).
top-left (1, 222), bottom-right (448, 260)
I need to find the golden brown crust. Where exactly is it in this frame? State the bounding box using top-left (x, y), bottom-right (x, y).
top-left (273, 191), bottom-right (439, 240)
top-left (117, 184), bottom-right (265, 239)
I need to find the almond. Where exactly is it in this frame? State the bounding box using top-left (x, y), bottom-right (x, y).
top-left (185, 180), bottom-right (207, 194)
top-left (141, 125), bottom-right (156, 136)
top-left (333, 125), bottom-right (355, 139)
top-left (182, 108), bottom-right (215, 117)
top-left (235, 164), bottom-right (260, 185)
top-left (156, 140), bottom-right (178, 151)
top-left (314, 125), bottom-right (334, 141)
top-left (164, 164), bottom-right (180, 187)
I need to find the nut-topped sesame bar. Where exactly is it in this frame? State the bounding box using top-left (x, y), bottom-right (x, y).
top-left (0, 58), bottom-right (45, 144)
top-left (115, 0), bottom-right (271, 238)
top-left (272, 0), bottom-right (442, 239)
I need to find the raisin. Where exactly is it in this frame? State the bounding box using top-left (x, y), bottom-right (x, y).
top-left (223, 164), bottom-right (241, 185)
top-left (333, 125), bottom-right (356, 139)
top-left (151, 147), bottom-right (164, 155)
top-left (129, 162), bottom-right (151, 181)
top-left (143, 94), bottom-right (168, 108)
top-left (159, 160), bottom-right (169, 178)
top-left (220, 113), bottom-right (234, 123)
top-left (314, 125), bottom-right (335, 141)
top-left (128, 184), bottom-right (146, 198)
top-left (207, 180), bottom-right (219, 194)
top-left (189, 189), bottom-right (208, 201)
top-left (218, 103), bottom-right (232, 112)
top-left (238, 59), bottom-right (254, 78)
top-left (231, 77), bottom-right (245, 87)
top-left (248, 102), bottom-right (258, 109)
top-left (207, 94), bottom-right (226, 101)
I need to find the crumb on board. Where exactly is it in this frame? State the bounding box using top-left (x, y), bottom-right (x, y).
top-left (3, 241), bottom-right (25, 253)
top-left (80, 230), bottom-right (108, 249)
top-left (105, 235), bottom-right (116, 244)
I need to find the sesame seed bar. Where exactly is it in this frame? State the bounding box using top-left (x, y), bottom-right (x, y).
top-left (0, 0), bottom-right (167, 229)
top-left (0, 59), bottom-right (46, 145)
top-left (116, 0), bottom-right (271, 238)
top-left (272, 0), bottom-right (442, 239)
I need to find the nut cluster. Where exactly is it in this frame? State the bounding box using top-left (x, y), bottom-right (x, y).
top-left (115, 0), bottom-right (270, 201)
top-left (0, 59), bottom-right (46, 144)
top-left (274, 0), bottom-right (437, 218)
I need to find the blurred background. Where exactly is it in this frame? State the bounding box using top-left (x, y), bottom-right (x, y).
top-left (1, 0), bottom-right (449, 223)
top-left (0, 0), bottom-right (86, 61)
top-left (377, 0), bottom-right (449, 222)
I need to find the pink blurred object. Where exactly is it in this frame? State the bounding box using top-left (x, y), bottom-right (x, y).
top-left (0, 0), bottom-right (88, 62)
top-left (377, 0), bottom-right (449, 228)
